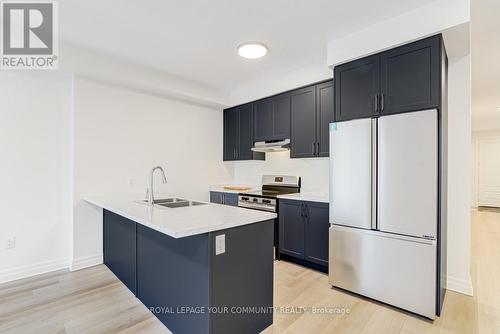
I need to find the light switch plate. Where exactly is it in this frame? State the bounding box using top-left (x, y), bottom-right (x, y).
top-left (215, 234), bottom-right (225, 255)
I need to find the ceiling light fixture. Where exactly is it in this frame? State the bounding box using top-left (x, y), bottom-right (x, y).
top-left (237, 42), bottom-right (268, 59)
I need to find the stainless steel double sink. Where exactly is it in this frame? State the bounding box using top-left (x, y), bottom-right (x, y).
top-left (139, 197), bottom-right (207, 209)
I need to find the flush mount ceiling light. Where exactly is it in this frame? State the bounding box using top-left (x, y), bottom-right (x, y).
top-left (237, 42), bottom-right (268, 59)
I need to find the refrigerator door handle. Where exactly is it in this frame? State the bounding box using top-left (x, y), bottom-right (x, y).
top-left (371, 118), bottom-right (378, 230)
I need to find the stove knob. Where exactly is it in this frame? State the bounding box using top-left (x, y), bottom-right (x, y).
top-left (253, 198), bottom-right (258, 202)
top-left (262, 199), bottom-right (271, 204)
top-left (241, 196), bottom-right (249, 201)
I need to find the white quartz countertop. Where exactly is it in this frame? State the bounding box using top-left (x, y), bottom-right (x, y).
top-left (84, 195), bottom-right (276, 239)
top-left (277, 192), bottom-right (329, 203)
top-left (209, 184), bottom-right (259, 194)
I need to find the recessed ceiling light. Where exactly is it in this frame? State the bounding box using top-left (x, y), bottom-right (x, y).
top-left (497, 107), bottom-right (500, 111)
top-left (237, 42), bottom-right (268, 59)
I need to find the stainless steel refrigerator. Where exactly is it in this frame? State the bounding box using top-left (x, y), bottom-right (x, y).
top-left (329, 109), bottom-right (440, 319)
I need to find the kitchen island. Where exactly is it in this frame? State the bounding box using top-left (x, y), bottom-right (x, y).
top-left (85, 195), bottom-right (277, 334)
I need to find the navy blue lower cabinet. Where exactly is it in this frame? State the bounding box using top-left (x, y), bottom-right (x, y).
top-left (222, 193), bottom-right (239, 206)
top-left (304, 202), bottom-right (329, 267)
top-left (279, 200), bottom-right (306, 259)
top-left (209, 191), bottom-right (239, 207)
top-left (278, 199), bottom-right (329, 272)
top-left (209, 191), bottom-right (224, 204)
top-left (103, 210), bottom-right (137, 295)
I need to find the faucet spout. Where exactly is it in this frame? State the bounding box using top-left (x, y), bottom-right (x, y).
top-left (148, 166), bottom-right (167, 206)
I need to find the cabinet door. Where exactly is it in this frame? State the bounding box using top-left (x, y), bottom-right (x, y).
top-left (304, 202), bottom-right (329, 266)
top-left (210, 191), bottom-right (224, 204)
top-left (223, 193), bottom-right (239, 207)
top-left (254, 98), bottom-right (274, 142)
top-left (380, 36), bottom-right (440, 115)
top-left (103, 210), bottom-right (137, 295)
top-left (334, 54), bottom-right (380, 122)
top-left (316, 81), bottom-right (334, 157)
top-left (279, 201), bottom-right (305, 259)
top-left (237, 103), bottom-right (255, 160)
top-left (223, 108), bottom-right (239, 161)
top-left (291, 86), bottom-right (317, 158)
top-left (272, 93), bottom-right (291, 140)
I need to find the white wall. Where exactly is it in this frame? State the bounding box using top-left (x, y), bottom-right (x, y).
top-left (231, 153), bottom-right (329, 196)
top-left (0, 72), bottom-right (73, 282)
top-left (327, 0), bottom-right (470, 66)
top-left (72, 78), bottom-right (233, 267)
top-left (446, 55), bottom-right (473, 295)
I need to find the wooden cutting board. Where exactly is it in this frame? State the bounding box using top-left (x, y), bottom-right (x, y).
top-left (223, 186), bottom-right (252, 191)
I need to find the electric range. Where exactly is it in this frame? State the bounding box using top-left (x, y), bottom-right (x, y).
top-left (238, 175), bottom-right (301, 212)
top-left (238, 175), bottom-right (300, 260)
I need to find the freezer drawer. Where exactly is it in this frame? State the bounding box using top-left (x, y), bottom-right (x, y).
top-left (329, 225), bottom-right (436, 319)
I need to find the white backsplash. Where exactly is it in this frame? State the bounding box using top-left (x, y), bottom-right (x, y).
top-left (230, 151), bottom-right (330, 196)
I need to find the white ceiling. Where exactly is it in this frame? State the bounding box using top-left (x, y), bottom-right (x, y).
top-left (471, 0), bottom-right (500, 130)
top-left (60, 0), bottom-right (437, 93)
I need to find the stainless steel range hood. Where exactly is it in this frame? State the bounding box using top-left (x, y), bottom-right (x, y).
top-left (251, 139), bottom-right (290, 153)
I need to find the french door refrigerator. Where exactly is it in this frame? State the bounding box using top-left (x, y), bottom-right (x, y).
top-left (329, 109), bottom-right (439, 319)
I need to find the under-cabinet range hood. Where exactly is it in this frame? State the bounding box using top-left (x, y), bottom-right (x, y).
top-left (251, 139), bottom-right (290, 153)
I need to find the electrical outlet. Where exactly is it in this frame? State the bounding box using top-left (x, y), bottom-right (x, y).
top-left (128, 177), bottom-right (135, 186)
top-left (215, 234), bottom-right (225, 255)
top-left (6, 237), bottom-right (16, 250)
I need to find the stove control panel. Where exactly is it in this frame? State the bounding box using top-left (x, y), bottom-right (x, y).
top-left (238, 195), bottom-right (277, 212)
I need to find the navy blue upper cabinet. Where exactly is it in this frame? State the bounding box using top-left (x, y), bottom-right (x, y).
top-left (334, 54), bottom-right (380, 122)
top-left (223, 107), bottom-right (239, 161)
top-left (237, 103), bottom-right (256, 160)
top-left (290, 80), bottom-right (334, 158)
top-left (334, 34), bottom-right (442, 122)
top-left (380, 36), bottom-right (440, 115)
top-left (223, 103), bottom-right (264, 161)
top-left (254, 93), bottom-right (291, 142)
top-left (316, 81), bottom-right (334, 157)
top-left (291, 86), bottom-right (317, 158)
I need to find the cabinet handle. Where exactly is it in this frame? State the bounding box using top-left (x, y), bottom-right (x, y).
top-left (305, 205), bottom-right (309, 219)
top-left (374, 95), bottom-right (379, 112)
top-left (316, 142), bottom-right (320, 156)
top-left (300, 204), bottom-right (304, 217)
top-left (311, 143), bottom-right (315, 155)
top-left (381, 94), bottom-right (385, 112)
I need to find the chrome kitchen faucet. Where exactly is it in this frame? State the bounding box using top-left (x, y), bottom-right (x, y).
top-left (147, 166), bottom-right (167, 206)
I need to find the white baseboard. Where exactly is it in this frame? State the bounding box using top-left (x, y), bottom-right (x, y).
top-left (0, 257), bottom-right (70, 284)
top-left (446, 275), bottom-right (474, 296)
top-left (71, 253), bottom-right (103, 271)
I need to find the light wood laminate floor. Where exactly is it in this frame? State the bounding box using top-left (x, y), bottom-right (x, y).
top-left (1, 208), bottom-right (498, 333)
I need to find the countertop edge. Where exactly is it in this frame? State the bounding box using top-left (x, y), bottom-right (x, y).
top-left (276, 194), bottom-right (329, 204)
top-left (83, 198), bottom-right (277, 239)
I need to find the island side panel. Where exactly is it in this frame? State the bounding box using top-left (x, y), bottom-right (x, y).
top-left (103, 210), bottom-right (137, 295)
top-left (136, 224), bottom-right (210, 334)
top-left (209, 219), bottom-right (274, 334)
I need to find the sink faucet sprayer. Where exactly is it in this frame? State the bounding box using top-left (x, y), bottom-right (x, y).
top-left (147, 166), bottom-right (167, 206)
